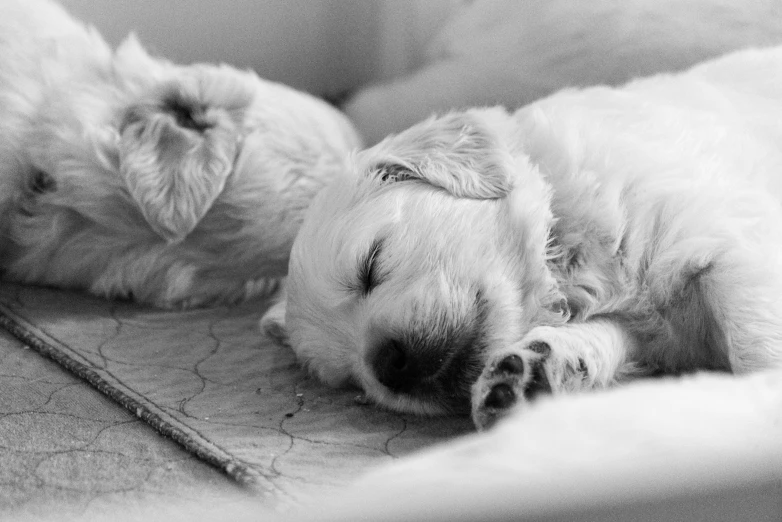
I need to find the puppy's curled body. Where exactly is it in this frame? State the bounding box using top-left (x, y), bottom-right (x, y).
top-left (521, 52), bottom-right (782, 373)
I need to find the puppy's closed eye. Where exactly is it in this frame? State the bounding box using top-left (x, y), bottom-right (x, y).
top-left (358, 238), bottom-right (384, 296)
top-left (162, 95), bottom-right (212, 133)
top-left (29, 168), bottom-right (56, 194)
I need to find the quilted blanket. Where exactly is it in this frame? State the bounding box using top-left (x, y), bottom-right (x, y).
top-left (0, 283), bottom-right (471, 509)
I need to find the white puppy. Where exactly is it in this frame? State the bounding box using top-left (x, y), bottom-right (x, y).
top-left (0, 0), bottom-right (359, 308)
top-left (264, 45), bottom-right (782, 429)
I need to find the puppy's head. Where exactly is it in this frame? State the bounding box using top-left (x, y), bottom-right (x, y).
top-left (4, 36), bottom-right (359, 307)
top-left (263, 109), bottom-right (567, 415)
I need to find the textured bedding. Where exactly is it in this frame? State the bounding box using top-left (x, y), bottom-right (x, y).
top-left (0, 283), bottom-right (471, 509)
top-left (2, 282), bottom-right (780, 521)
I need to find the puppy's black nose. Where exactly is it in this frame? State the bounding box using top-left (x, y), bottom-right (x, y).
top-left (371, 339), bottom-right (416, 392)
top-left (368, 333), bottom-right (481, 412)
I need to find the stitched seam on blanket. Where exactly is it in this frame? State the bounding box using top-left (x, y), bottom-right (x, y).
top-left (0, 304), bottom-right (281, 496)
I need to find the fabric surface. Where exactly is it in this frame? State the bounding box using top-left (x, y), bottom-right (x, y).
top-left (0, 327), bottom-right (254, 519)
top-left (0, 282), bottom-right (472, 509)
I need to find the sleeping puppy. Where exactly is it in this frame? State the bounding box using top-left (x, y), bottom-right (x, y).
top-left (263, 45), bottom-right (782, 429)
top-left (0, 0), bottom-right (359, 308)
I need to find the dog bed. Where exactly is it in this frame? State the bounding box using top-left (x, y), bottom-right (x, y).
top-left (3, 282), bottom-right (780, 521)
top-left (0, 283), bottom-right (471, 508)
top-left (296, 366), bottom-right (782, 521)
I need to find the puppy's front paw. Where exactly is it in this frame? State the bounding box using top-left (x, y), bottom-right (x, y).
top-left (471, 341), bottom-right (557, 430)
top-left (259, 297), bottom-right (289, 346)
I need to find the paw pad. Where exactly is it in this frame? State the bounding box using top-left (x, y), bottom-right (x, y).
top-left (484, 382), bottom-right (516, 409)
top-left (473, 341), bottom-right (556, 430)
top-left (496, 354), bottom-right (524, 374)
top-left (527, 341), bottom-right (551, 357)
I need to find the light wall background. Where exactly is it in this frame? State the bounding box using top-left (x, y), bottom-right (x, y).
top-left (60, 0), bottom-right (465, 97)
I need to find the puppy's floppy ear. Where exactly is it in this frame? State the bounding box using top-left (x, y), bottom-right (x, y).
top-left (119, 82), bottom-right (240, 243)
top-left (364, 108), bottom-right (516, 199)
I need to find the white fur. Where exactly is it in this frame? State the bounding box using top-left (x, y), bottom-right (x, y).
top-left (0, 0), bottom-right (360, 308)
top-left (265, 46), bottom-right (782, 428)
top-left (345, 0), bottom-right (782, 145)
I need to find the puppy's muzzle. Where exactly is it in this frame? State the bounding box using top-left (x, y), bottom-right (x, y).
top-left (371, 337), bottom-right (439, 393)
top-left (368, 330), bottom-right (484, 412)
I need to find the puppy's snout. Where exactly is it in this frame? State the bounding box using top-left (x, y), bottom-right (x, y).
top-left (365, 319), bottom-right (487, 412)
top-left (370, 337), bottom-right (447, 393)
top-left (372, 339), bottom-right (411, 391)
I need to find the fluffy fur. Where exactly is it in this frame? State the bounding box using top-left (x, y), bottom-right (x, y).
top-left (345, 0), bottom-right (782, 145)
top-left (264, 45), bottom-right (782, 429)
top-left (0, 0), bottom-right (360, 308)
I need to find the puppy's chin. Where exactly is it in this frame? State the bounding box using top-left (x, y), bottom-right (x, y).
top-left (358, 380), bottom-right (477, 417)
top-left (361, 389), bottom-right (464, 417)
